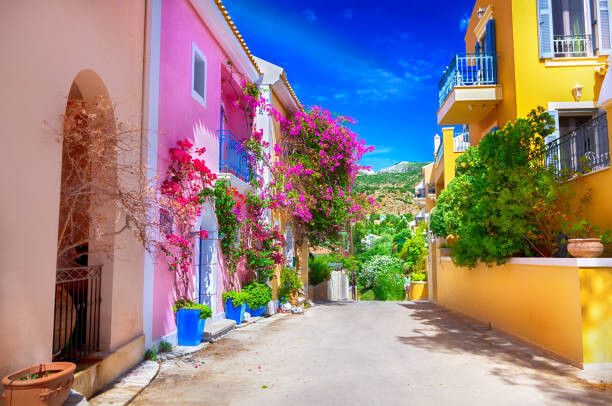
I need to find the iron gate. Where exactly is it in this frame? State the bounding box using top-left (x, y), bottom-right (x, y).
top-left (53, 265), bottom-right (101, 362)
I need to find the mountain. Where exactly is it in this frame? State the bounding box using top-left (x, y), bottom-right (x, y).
top-left (354, 162), bottom-right (430, 215)
top-left (378, 161), bottom-right (424, 174)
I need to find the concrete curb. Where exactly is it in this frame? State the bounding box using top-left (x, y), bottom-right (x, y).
top-left (157, 342), bottom-right (209, 361)
top-left (87, 361), bottom-right (159, 406)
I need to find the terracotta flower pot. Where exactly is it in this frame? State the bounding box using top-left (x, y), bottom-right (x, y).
top-left (567, 238), bottom-right (604, 258)
top-left (1, 362), bottom-right (76, 406)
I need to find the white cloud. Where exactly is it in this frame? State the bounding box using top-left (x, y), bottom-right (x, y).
top-left (333, 93), bottom-right (347, 99)
top-left (343, 9), bottom-right (353, 19)
top-left (303, 8), bottom-right (317, 22)
top-left (366, 146), bottom-right (393, 156)
top-left (459, 14), bottom-right (469, 31)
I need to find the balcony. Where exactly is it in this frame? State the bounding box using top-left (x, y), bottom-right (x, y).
top-left (543, 113), bottom-right (610, 178)
top-left (218, 130), bottom-right (253, 192)
top-left (437, 53), bottom-right (502, 125)
top-left (553, 35), bottom-right (592, 58)
top-left (454, 132), bottom-right (470, 152)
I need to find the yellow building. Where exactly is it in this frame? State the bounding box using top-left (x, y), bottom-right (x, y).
top-left (427, 0), bottom-right (612, 372)
top-left (254, 57), bottom-right (309, 302)
top-left (437, 0), bottom-right (612, 228)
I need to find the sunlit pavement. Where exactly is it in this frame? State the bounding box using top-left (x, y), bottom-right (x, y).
top-left (131, 301), bottom-right (612, 405)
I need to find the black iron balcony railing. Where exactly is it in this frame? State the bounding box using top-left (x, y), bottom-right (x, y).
top-left (544, 113), bottom-right (610, 177)
top-left (427, 183), bottom-right (436, 195)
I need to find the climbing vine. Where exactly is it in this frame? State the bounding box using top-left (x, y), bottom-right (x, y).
top-left (158, 139), bottom-right (216, 299)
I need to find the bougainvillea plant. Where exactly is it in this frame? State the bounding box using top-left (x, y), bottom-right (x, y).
top-left (234, 78), bottom-right (376, 247)
top-left (158, 139), bottom-right (216, 299)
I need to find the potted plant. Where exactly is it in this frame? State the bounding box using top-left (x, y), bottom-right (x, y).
top-left (172, 299), bottom-right (212, 346)
top-left (278, 265), bottom-right (303, 306)
top-left (223, 290), bottom-right (249, 324)
top-left (409, 271), bottom-right (428, 301)
top-left (243, 282), bottom-right (272, 317)
top-left (2, 362), bottom-right (76, 406)
top-left (565, 219), bottom-right (611, 258)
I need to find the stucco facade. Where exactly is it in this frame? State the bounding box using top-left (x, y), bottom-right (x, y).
top-left (0, 0), bottom-right (147, 388)
top-left (148, 0), bottom-right (262, 346)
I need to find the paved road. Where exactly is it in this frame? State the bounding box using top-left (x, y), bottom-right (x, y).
top-left (132, 301), bottom-right (612, 405)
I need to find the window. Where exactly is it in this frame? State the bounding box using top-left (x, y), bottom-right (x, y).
top-left (551, 0), bottom-right (592, 56)
top-left (191, 42), bottom-right (206, 107)
top-left (539, 0), bottom-right (612, 58)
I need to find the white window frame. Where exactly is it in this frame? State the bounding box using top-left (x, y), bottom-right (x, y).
top-left (191, 42), bottom-right (207, 108)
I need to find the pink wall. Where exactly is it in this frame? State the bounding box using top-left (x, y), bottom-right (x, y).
top-left (154, 0), bottom-right (252, 340)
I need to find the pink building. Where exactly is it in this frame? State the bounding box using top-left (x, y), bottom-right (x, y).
top-left (145, 0), bottom-right (261, 347)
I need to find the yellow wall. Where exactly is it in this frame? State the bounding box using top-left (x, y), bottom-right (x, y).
top-left (580, 267), bottom-right (612, 364)
top-left (510, 0), bottom-right (606, 118)
top-left (441, 127), bottom-right (461, 188)
top-left (438, 259), bottom-right (583, 366)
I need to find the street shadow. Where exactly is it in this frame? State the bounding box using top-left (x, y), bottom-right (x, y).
top-left (396, 302), bottom-right (612, 405)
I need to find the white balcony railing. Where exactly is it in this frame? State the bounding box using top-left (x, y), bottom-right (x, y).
top-left (553, 35), bottom-right (592, 58)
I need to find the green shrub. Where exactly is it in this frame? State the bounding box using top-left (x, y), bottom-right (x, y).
top-left (158, 340), bottom-right (172, 353)
top-left (411, 272), bottom-right (427, 282)
top-left (145, 348), bottom-right (158, 361)
top-left (243, 282), bottom-right (273, 309)
top-left (308, 256), bottom-right (332, 286)
top-left (278, 266), bottom-right (303, 303)
top-left (222, 290), bottom-right (249, 307)
top-left (430, 108), bottom-right (595, 266)
top-left (358, 255), bottom-right (405, 301)
top-left (172, 299), bottom-right (212, 320)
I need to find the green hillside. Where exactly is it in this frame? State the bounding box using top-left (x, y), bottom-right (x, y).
top-left (354, 162), bottom-right (430, 215)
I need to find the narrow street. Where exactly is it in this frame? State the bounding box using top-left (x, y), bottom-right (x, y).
top-left (131, 302), bottom-right (612, 405)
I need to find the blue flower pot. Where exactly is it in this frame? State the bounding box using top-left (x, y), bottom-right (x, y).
top-left (176, 308), bottom-right (204, 346)
top-left (225, 298), bottom-right (246, 324)
top-left (246, 304), bottom-right (266, 317)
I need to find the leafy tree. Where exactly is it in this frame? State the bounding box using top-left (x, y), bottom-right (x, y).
top-left (432, 108), bottom-right (574, 267)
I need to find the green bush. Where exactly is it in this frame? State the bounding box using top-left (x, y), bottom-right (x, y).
top-left (309, 256), bottom-right (332, 286)
top-left (278, 266), bottom-right (303, 303)
top-left (411, 271), bottom-right (427, 282)
top-left (158, 340), bottom-right (172, 353)
top-left (222, 290), bottom-right (249, 307)
top-left (172, 299), bottom-right (212, 320)
top-left (243, 282), bottom-right (272, 309)
top-left (358, 255), bottom-right (405, 301)
top-left (430, 108), bottom-right (592, 267)
top-left (145, 348), bottom-right (158, 361)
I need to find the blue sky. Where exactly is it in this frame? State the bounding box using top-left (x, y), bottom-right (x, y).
top-left (225, 0), bottom-right (474, 171)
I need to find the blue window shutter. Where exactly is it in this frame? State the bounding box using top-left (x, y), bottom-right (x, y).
top-left (545, 110), bottom-right (559, 144)
top-left (537, 0), bottom-right (554, 58)
top-left (597, 0), bottom-right (612, 55)
top-left (486, 19), bottom-right (496, 54)
top-left (475, 42), bottom-right (480, 54)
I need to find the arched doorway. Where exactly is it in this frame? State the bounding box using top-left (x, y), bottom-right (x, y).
top-left (53, 69), bottom-right (115, 362)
